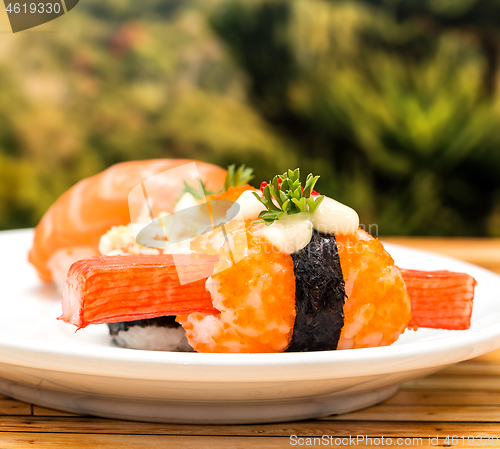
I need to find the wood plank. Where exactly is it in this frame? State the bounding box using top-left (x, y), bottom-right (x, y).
top-left (0, 416), bottom-right (500, 438)
top-left (0, 398), bottom-right (31, 415)
top-left (32, 406), bottom-right (82, 417)
top-left (403, 375), bottom-right (500, 391)
top-left (328, 404), bottom-right (500, 422)
top-left (474, 349), bottom-right (500, 362)
top-left (385, 390), bottom-right (500, 405)
top-left (438, 361), bottom-right (500, 376)
top-left (311, 421), bottom-right (500, 438)
top-left (0, 434), bottom-right (491, 449)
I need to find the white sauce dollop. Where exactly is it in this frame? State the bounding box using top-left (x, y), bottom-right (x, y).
top-left (257, 195), bottom-right (359, 254)
top-left (232, 189), bottom-right (266, 221)
top-left (259, 213), bottom-right (313, 254)
top-left (312, 196), bottom-right (359, 236)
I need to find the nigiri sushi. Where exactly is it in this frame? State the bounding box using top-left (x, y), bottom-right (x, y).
top-left (28, 159), bottom-right (227, 287)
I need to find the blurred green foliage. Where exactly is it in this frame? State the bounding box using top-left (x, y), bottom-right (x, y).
top-left (0, 0), bottom-right (499, 235)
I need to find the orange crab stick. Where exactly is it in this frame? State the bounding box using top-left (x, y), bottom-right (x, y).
top-left (401, 269), bottom-right (477, 330)
top-left (60, 254), bottom-right (219, 329)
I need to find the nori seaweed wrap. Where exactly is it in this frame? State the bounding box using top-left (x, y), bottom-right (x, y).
top-left (107, 316), bottom-right (192, 351)
top-left (107, 316), bottom-right (180, 335)
top-left (286, 230), bottom-right (346, 352)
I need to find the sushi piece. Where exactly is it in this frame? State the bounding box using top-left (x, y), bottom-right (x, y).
top-left (401, 269), bottom-right (477, 330)
top-left (28, 159), bottom-right (227, 286)
top-left (60, 254), bottom-right (218, 328)
top-left (181, 221), bottom-right (409, 352)
top-left (178, 171), bottom-right (352, 352)
top-left (108, 316), bottom-right (193, 352)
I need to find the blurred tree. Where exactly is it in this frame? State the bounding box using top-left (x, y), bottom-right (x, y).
top-left (361, 0), bottom-right (500, 95)
top-left (0, 0), bottom-right (288, 229)
top-left (209, 0), bottom-right (500, 235)
top-left (0, 0), bottom-right (499, 237)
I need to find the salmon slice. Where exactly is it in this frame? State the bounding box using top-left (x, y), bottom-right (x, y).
top-left (29, 159), bottom-right (227, 283)
top-left (60, 254), bottom-right (219, 329)
top-left (401, 269), bottom-right (477, 330)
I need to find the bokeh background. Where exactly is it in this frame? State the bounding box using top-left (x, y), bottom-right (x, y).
top-left (1, 0), bottom-right (499, 236)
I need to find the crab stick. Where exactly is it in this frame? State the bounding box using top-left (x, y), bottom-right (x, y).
top-left (60, 254), bottom-right (218, 329)
top-left (401, 269), bottom-right (477, 330)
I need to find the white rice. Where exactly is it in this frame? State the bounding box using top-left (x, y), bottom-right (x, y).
top-left (112, 325), bottom-right (194, 352)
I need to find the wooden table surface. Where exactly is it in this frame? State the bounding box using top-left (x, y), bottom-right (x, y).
top-left (2, 238), bottom-right (500, 448)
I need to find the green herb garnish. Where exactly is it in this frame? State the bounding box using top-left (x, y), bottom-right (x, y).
top-left (179, 180), bottom-right (216, 201)
top-left (253, 168), bottom-right (324, 225)
top-left (224, 164), bottom-right (254, 191)
top-left (177, 164), bottom-right (255, 203)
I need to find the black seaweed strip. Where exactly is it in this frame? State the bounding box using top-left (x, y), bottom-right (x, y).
top-left (286, 231), bottom-right (346, 352)
top-left (107, 316), bottom-right (180, 335)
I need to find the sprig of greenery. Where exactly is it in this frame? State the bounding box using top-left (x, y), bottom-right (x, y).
top-left (224, 164), bottom-right (254, 190)
top-left (252, 169), bottom-right (324, 225)
top-left (177, 164), bottom-right (255, 202)
top-left (179, 180), bottom-right (215, 201)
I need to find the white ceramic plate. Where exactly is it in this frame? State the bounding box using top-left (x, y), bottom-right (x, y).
top-left (1, 229), bottom-right (500, 424)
